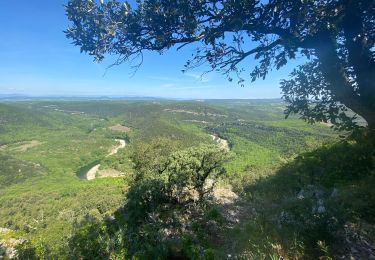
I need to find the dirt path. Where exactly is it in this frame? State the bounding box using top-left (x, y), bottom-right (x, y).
top-left (84, 139), bottom-right (126, 180)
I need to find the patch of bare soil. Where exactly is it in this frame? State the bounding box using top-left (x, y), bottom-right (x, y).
top-left (109, 124), bottom-right (131, 132)
top-left (99, 169), bottom-right (124, 178)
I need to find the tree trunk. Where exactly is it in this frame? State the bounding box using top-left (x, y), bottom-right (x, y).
top-left (366, 116), bottom-right (375, 134)
top-left (342, 0), bottom-right (375, 110)
top-left (315, 36), bottom-right (375, 131)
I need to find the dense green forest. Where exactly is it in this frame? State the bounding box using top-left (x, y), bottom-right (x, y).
top-left (0, 100), bottom-right (374, 259)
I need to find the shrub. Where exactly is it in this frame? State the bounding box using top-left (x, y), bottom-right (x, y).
top-left (122, 140), bottom-right (232, 257)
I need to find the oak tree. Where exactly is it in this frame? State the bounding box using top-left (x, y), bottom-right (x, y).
top-left (65, 0), bottom-right (375, 131)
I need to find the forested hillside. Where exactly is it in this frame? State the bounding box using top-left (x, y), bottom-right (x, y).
top-left (0, 100), bottom-right (374, 259)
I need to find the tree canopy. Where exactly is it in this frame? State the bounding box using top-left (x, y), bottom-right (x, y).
top-left (65, 0), bottom-right (375, 131)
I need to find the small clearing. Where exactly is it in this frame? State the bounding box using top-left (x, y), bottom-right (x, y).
top-left (84, 139), bottom-right (126, 180)
top-left (14, 140), bottom-right (43, 152)
top-left (0, 140), bottom-right (44, 152)
top-left (99, 169), bottom-right (124, 178)
top-left (109, 124), bottom-right (131, 132)
top-left (210, 134), bottom-right (230, 151)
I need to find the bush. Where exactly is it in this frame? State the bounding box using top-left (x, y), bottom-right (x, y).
top-left (68, 218), bottom-right (126, 259)
top-left (122, 140), bottom-right (232, 257)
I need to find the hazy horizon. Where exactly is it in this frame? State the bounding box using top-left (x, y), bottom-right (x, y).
top-left (0, 93), bottom-right (284, 101)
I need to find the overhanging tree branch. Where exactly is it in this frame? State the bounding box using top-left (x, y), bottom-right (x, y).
top-left (65, 0), bottom-right (375, 131)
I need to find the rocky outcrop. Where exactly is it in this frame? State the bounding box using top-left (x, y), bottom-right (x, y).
top-left (0, 228), bottom-right (25, 259)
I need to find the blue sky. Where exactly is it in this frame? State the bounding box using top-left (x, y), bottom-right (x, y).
top-left (0, 1), bottom-right (303, 99)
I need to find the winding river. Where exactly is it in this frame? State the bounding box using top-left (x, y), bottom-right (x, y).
top-left (84, 135), bottom-right (227, 181)
top-left (85, 139), bottom-right (126, 180)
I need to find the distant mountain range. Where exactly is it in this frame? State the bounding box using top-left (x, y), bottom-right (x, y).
top-left (0, 94), bottom-right (283, 102)
top-left (0, 94), bottom-right (168, 101)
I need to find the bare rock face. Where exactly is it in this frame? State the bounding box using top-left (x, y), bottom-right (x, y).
top-left (0, 228), bottom-right (11, 234)
top-left (210, 134), bottom-right (230, 151)
top-left (213, 187), bottom-right (238, 205)
top-left (0, 239), bottom-right (24, 259)
top-left (0, 228), bottom-right (26, 259)
top-left (334, 222), bottom-right (375, 260)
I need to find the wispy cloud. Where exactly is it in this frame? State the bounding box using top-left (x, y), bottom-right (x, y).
top-left (149, 76), bottom-right (181, 82)
top-left (161, 83), bottom-right (178, 88)
top-left (159, 83), bottom-right (214, 90)
top-left (150, 73), bottom-right (211, 83)
top-left (175, 85), bottom-right (213, 90)
top-left (184, 72), bottom-right (211, 83)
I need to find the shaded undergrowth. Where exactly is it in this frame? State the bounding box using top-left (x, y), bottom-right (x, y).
top-left (223, 133), bottom-right (375, 259)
